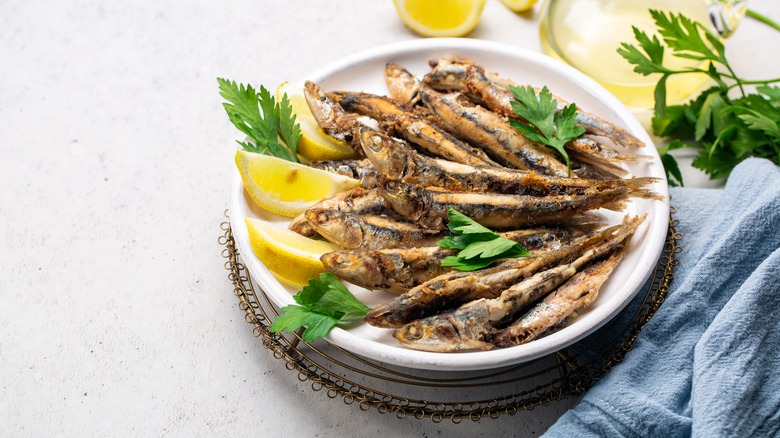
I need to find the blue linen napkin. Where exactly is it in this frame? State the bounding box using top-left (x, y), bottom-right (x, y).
top-left (544, 158), bottom-right (780, 437)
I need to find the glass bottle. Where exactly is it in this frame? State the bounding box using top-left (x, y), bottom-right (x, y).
top-left (539, 0), bottom-right (749, 111)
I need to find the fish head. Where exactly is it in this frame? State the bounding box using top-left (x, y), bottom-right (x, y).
top-left (319, 250), bottom-right (383, 288)
top-left (376, 177), bottom-right (426, 221)
top-left (393, 317), bottom-right (462, 352)
top-left (304, 82), bottom-right (357, 141)
top-left (304, 209), bottom-right (364, 249)
top-left (385, 63), bottom-right (421, 105)
top-left (357, 127), bottom-right (414, 178)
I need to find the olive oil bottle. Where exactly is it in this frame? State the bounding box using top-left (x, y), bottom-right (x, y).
top-left (539, 0), bottom-right (748, 110)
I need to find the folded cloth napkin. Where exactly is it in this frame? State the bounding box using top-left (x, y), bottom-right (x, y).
top-left (543, 158), bottom-right (780, 437)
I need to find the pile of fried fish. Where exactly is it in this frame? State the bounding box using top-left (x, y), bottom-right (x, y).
top-left (288, 56), bottom-right (662, 352)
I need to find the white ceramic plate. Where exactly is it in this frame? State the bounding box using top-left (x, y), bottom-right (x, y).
top-left (230, 38), bottom-right (669, 371)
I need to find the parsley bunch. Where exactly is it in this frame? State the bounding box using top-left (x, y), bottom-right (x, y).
top-left (270, 273), bottom-right (371, 342)
top-left (509, 85), bottom-right (586, 177)
top-left (438, 208), bottom-right (530, 271)
top-left (618, 10), bottom-right (780, 185)
top-left (218, 78), bottom-right (302, 162)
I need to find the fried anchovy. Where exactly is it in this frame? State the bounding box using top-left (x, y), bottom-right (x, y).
top-left (322, 227), bottom-right (577, 293)
top-left (465, 65), bottom-right (650, 158)
top-left (288, 188), bottom-right (390, 237)
top-left (330, 91), bottom-right (500, 167)
top-left (385, 63), bottom-right (421, 105)
top-left (491, 245), bottom-right (626, 348)
top-left (377, 177), bottom-right (659, 230)
top-left (308, 158), bottom-right (379, 189)
top-left (393, 234), bottom-right (631, 352)
top-left (465, 64), bottom-right (645, 149)
top-left (421, 88), bottom-right (571, 177)
top-left (358, 127), bottom-right (659, 197)
top-left (393, 264), bottom-right (577, 351)
top-left (365, 216), bottom-right (643, 328)
top-left (422, 56), bottom-right (485, 105)
top-left (303, 81), bottom-right (362, 146)
top-left (424, 60), bottom-right (645, 149)
top-left (304, 209), bottom-right (444, 250)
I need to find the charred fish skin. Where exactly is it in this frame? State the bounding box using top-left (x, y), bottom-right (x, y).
top-left (386, 115), bottom-right (501, 167)
top-left (321, 246), bottom-right (452, 294)
top-left (394, 264), bottom-right (577, 352)
top-left (366, 265), bottom-right (530, 328)
top-left (365, 216), bottom-right (644, 328)
top-left (288, 188), bottom-right (390, 237)
top-left (462, 64), bottom-right (514, 118)
top-left (377, 177), bottom-right (658, 230)
top-left (321, 228), bottom-right (578, 294)
top-left (304, 209), bottom-right (443, 250)
top-left (358, 127), bottom-right (469, 190)
top-left (332, 90), bottom-right (500, 167)
top-left (423, 56), bottom-right (474, 92)
top-left (308, 158), bottom-right (380, 188)
top-left (385, 63), bottom-right (421, 105)
top-left (420, 88), bottom-right (571, 178)
top-left (329, 90), bottom-right (410, 120)
top-left (491, 245), bottom-right (627, 348)
top-left (393, 303), bottom-right (493, 352)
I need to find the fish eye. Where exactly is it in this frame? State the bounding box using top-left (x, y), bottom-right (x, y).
top-left (404, 323), bottom-right (423, 341)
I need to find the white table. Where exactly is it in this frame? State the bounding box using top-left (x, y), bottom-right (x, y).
top-left (2, 1), bottom-right (778, 435)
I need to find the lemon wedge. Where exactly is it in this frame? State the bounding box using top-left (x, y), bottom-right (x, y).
top-left (236, 150), bottom-right (359, 217)
top-left (245, 217), bottom-right (339, 286)
top-left (276, 82), bottom-right (357, 162)
top-left (499, 0), bottom-right (538, 12)
top-left (392, 0), bottom-right (486, 37)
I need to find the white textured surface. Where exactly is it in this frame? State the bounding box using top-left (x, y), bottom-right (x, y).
top-left (1, 0), bottom-right (777, 436)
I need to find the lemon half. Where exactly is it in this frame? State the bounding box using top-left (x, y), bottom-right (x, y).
top-left (236, 150), bottom-right (358, 217)
top-left (245, 217), bottom-right (339, 286)
top-left (393, 0), bottom-right (486, 37)
top-left (276, 82), bottom-right (357, 162)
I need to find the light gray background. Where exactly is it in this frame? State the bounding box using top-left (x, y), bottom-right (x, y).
top-left (2, 1), bottom-right (778, 436)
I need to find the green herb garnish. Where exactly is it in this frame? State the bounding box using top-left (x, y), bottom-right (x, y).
top-left (438, 208), bottom-right (531, 271)
top-left (508, 85), bottom-right (586, 177)
top-left (218, 78), bottom-right (302, 162)
top-left (618, 10), bottom-right (780, 185)
top-left (269, 273), bottom-right (371, 342)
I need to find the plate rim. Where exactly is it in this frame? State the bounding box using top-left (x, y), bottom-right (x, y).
top-left (229, 38), bottom-right (670, 371)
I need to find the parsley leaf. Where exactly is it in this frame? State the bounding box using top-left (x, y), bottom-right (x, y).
top-left (269, 273), bottom-right (371, 342)
top-left (277, 93), bottom-right (302, 159)
top-left (438, 208), bottom-right (530, 272)
top-left (616, 27), bottom-right (670, 76)
top-left (217, 78), bottom-right (300, 162)
top-left (656, 139), bottom-right (685, 187)
top-left (618, 10), bottom-right (780, 182)
top-left (509, 85), bottom-right (586, 177)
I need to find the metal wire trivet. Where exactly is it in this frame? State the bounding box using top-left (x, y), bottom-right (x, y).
top-left (219, 209), bottom-right (681, 422)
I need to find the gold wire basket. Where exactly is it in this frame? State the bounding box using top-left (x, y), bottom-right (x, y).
top-left (219, 209), bottom-right (681, 422)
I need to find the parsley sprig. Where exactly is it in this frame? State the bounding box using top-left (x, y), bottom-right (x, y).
top-left (270, 273), bottom-right (371, 342)
top-left (618, 10), bottom-right (780, 184)
top-left (218, 78), bottom-right (302, 162)
top-left (438, 208), bottom-right (530, 271)
top-left (509, 85), bottom-right (586, 177)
